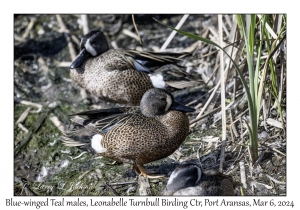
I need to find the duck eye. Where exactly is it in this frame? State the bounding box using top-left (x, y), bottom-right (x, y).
top-left (160, 97), bottom-right (166, 101)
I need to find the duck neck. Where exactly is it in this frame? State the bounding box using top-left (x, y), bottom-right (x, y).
top-left (158, 111), bottom-right (189, 142)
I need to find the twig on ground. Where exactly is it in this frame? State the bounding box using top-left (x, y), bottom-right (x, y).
top-left (263, 173), bottom-right (286, 185)
top-left (14, 109), bottom-right (51, 157)
top-left (22, 17), bottom-right (36, 39)
top-left (239, 161), bottom-right (247, 189)
top-left (132, 14), bottom-right (143, 47)
top-left (80, 15), bottom-right (90, 34)
top-left (16, 107), bottom-right (31, 124)
top-left (17, 100), bottom-right (43, 113)
top-left (49, 113), bottom-right (65, 132)
top-left (17, 124), bottom-right (29, 133)
top-left (159, 15), bottom-right (189, 52)
top-left (105, 182), bottom-right (120, 196)
top-left (218, 14), bottom-right (226, 172)
top-left (56, 14), bottom-right (77, 61)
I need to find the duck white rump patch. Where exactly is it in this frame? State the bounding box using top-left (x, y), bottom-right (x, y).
top-left (150, 73), bottom-right (165, 88)
top-left (91, 134), bottom-right (107, 153)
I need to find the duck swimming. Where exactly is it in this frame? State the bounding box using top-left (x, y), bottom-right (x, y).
top-left (62, 88), bottom-right (195, 178)
top-left (163, 163), bottom-right (236, 195)
top-left (70, 30), bottom-right (191, 105)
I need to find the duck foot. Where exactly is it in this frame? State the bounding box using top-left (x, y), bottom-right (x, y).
top-left (136, 165), bottom-right (165, 179)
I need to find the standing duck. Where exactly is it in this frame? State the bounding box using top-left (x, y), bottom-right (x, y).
top-left (70, 30), bottom-right (192, 105)
top-left (62, 88), bottom-right (195, 178)
top-left (163, 163), bottom-right (236, 195)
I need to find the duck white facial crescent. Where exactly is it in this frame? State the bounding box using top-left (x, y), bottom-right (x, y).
top-left (85, 38), bottom-right (97, 56)
top-left (165, 94), bottom-right (172, 111)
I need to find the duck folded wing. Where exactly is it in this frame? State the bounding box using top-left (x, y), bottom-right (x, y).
top-left (68, 107), bottom-right (138, 132)
top-left (124, 50), bottom-right (189, 72)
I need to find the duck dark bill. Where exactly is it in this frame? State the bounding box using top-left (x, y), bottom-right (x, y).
top-left (170, 100), bottom-right (195, 113)
top-left (70, 49), bottom-right (91, 69)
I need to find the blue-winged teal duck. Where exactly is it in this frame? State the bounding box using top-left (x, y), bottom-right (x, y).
top-left (62, 88), bottom-right (195, 178)
top-left (163, 163), bottom-right (236, 195)
top-left (70, 30), bottom-right (191, 105)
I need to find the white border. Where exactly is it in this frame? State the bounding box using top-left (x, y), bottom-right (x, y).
top-left (3, 1), bottom-right (297, 209)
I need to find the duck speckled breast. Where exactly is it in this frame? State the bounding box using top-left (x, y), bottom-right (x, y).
top-left (101, 111), bottom-right (189, 165)
top-left (70, 49), bottom-right (153, 105)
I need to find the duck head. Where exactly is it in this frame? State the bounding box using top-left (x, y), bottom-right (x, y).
top-left (140, 88), bottom-right (195, 118)
top-left (71, 30), bottom-right (109, 69)
top-left (163, 163), bottom-right (202, 195)
top-left (163, 163), bottom-right (237, 196)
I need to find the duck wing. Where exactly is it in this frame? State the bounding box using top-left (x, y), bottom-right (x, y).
top-left (102, 49), bottom-right (202, 89)
top-left (69, 107), bottom-right (140, 132)
top-left (62, 107), bottom-right (139, 151)
top-left (70, 107), bottom-right (130, 119)
top-left (125, 50), bottom-right (204, 89)
top-left (125, 50), bottom-right (189, 72)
